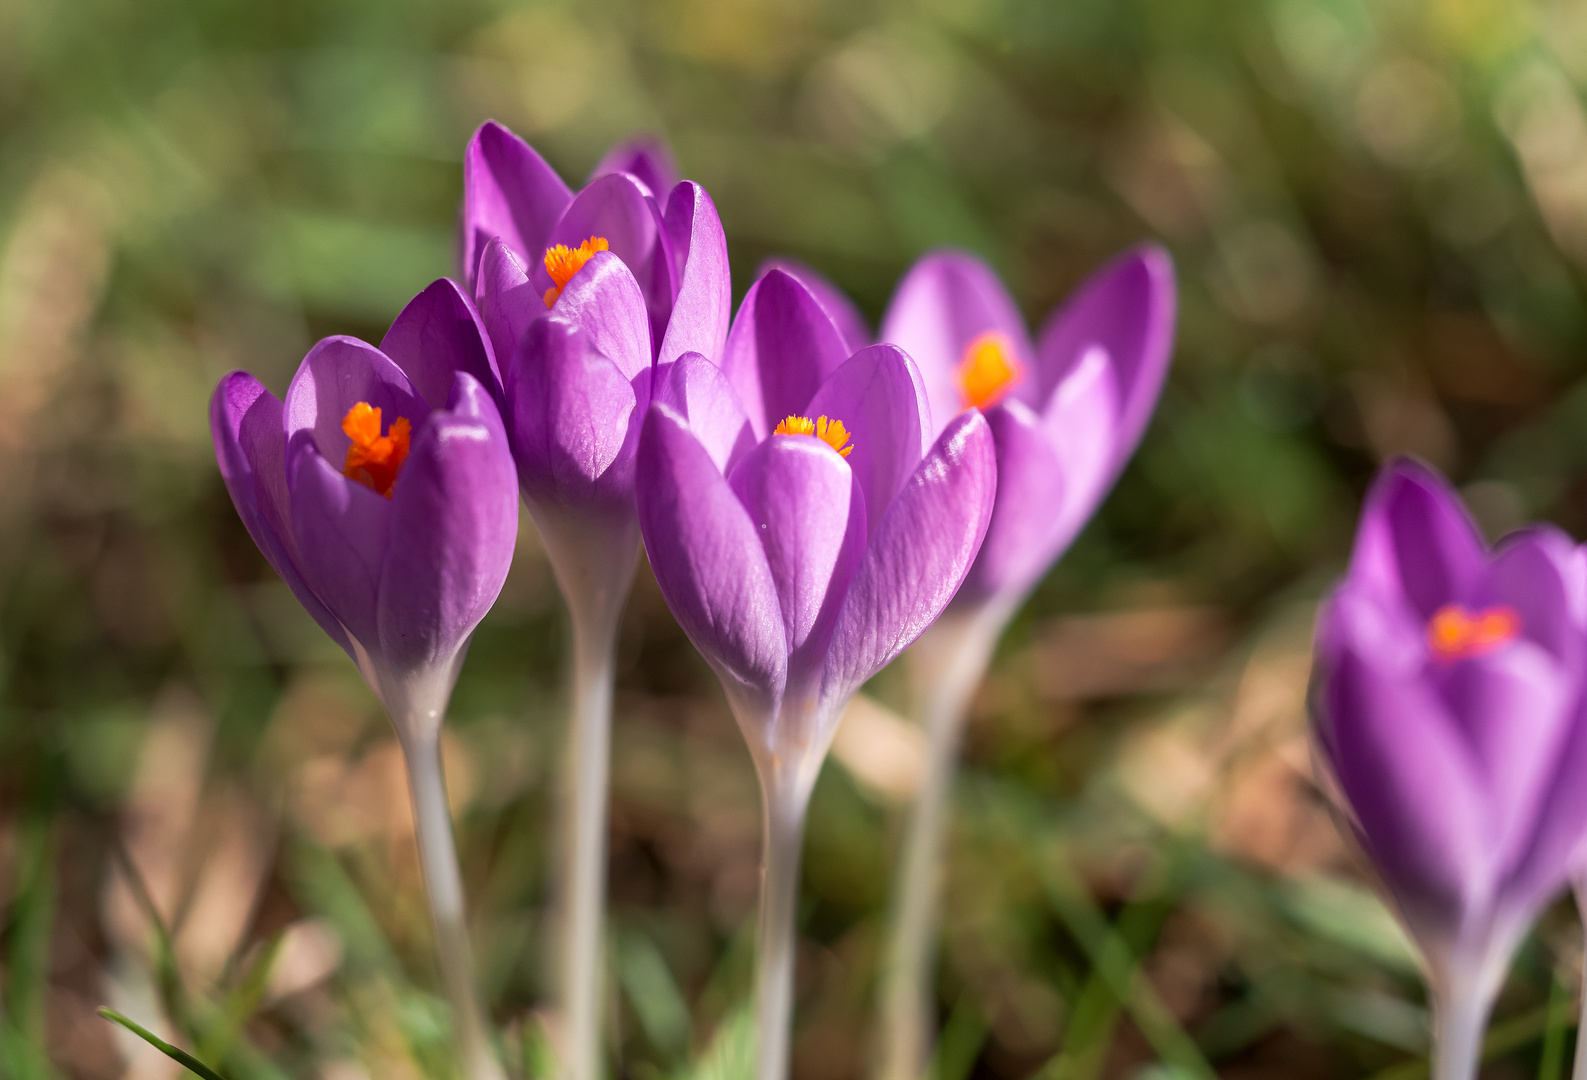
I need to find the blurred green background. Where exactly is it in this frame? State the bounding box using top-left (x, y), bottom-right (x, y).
top-left (5, 0), bottom-right (1587, 1077)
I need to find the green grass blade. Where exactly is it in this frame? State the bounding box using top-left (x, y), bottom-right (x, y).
top-left (98, 1008), bottom-right (229, 1080)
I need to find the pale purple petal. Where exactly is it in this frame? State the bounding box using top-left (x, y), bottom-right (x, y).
top-left (658, 182), bottom-right (732, 367)
top-left (956, 399), bottom-right (1067, 603)
top-left (287, 436), bottom-right (391, 649)
top-left (376, 373), bottom-right (519, 673)
top-left (462, 121), bottom-right (572, 291)
top-left (590, 136), bottom-right (679, 204)
top-left (636, 405), bottom-right (788, 718)
top-left (283, 336), bottom-right (428, 462)
top-left (505, 316), bottom-right (640, 508)
top-left (210, 372), bottom-right (350, 652)
top-left (543, 173), bottom-right (673, 351)
top-left (804, 344), bottom-right (931, 534)
top-left (1349, 458), bottom-right (1487, 619)
top-left (721, 269), bottom-right (850, 439)
top-left (474, 238), bottom-right (541, 380)
top-left (1485, 526), bottom-right (1587, 665)
top-left (380, 278), bottom-right (501, 411)
top-left (760, 257), bottom-right (870, 355)
top-left (820, 409), bottom-right (996, 711)
top-left (879, 251), bottom-right (1036, 435)
top-left (652, 352), bottom-right (755, 474)
top-left (547, 250), bottom-right (652, 382)
top-left (1035, 245), bottom-right (1176, 462)
top-left (728, 435), bottom-right (867, 700)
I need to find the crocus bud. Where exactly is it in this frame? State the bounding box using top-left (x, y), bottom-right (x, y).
top-left (1312, 459), bottom-right (1587, 1078)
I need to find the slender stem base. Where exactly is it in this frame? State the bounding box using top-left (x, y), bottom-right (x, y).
top-left (399, 730), bottom-right (506, 1080)
top-left (756, 781), bottom-right (813, 1080)
top-left (1573, 883), bottom-right (1587, 1080)
top-left (556, 608), bottom-right (622, 1080)
top-left (1431, 980), bottom-right (1492, 1080)
top-left (876, 605), bottom-right (1007, 1080)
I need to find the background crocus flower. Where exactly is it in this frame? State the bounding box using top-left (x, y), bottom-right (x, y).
top-left (462, 121), bottom-right (730, 1080)
top-left (1313, 459), bottom-right (1587, 1080)
top-left (210, 278), bottom-right (517, 1080)
top-left (636, 269), bottom-right (997, 1080)
top-left (870, 246), bottom-right (1176, 1080)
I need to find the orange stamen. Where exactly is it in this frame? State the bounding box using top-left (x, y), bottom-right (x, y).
top-left (1426, 603), bottom-right (1521, 662)
top-left (341, 401), bottom-right (412, 497)
top-left (542, 235), bottom-right (610, 307)
top-left (955, 330), bottom-right (1022, 409)
top-left (773, 414), bottom-right (854, 458)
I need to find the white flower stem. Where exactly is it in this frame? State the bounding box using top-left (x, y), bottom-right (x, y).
top-left (398, 726), bottom-right (506, 1080)
top-left (556, 599), bottom-right (623, 1080)
top-left (1573, 883), bottom-right (1587, 1080)
top-left (755, 776), bottom-right (813, 1080)
top-left (1431, 978), bottom-right (1491, 1080)
top-left (876, 605), bottom-right (1006, 1080)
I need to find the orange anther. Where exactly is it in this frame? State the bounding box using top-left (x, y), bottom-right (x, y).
top-left (956, 330), bottom-right (1022, 410)
top-left (773, 414), bottom-right (854, 458)
top-left (542, 235), bottom-right (610, 307)
top-left (341, 401), bottom-right (411, 497)
top-left (1426, 603), bottom-right (1521, 662)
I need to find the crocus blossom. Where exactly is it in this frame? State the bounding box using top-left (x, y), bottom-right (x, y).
top-left (211, 278), bottom-right (518, 716)
top-left (1312, 459), bottom-right (1587, 1079)
top-left (880, 246), bottom-right (1176, 609)
top-left (635, 268), bottom-right (996, 1080)
top-left (210, 277), bottom-right (517, 1080)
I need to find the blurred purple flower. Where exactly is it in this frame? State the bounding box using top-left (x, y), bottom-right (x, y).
top-left (639, 274), bottom-right (997, 772)
top-left (210, 277), bottom-right (518, 726)
top-left (464, 121), bottom-right (729, 371)
top-left (1312, 458), bottom-right (1587, 1074)
top-left (880, 246), bottom-right (1176, 608)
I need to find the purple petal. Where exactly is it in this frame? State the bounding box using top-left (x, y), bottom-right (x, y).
top-left (653, 352), bottom-right (756, 474)
top-left (543, 173), bottom-right (673, 351)
top-left (547, 250), bottom-right (652, 382)
top-left (721, 269), bottom-right (851, 439)
top-left (820, 409), bottom-right (996, 711)
top-left (474, 238), bottom-right (541, 382)
top-left (1317, 593), bottom-right (1496, 936)
top-left (1485, 526), bottom-right (1587, 665)
top-left (1034, 245), bottom-right (1176, 464)
top-left (283, 336), bottom-right (428, 463)
top-left (657, 182), bottom-right (732, 367)
top-left (636, 405), bottom-right (788, 718)
top-left (1349, 458), bottom-right (1487, 620)
top-left (590, 136), bottom-right (679, 204)
top-left (879, 251), bottom-right (1036, 436)
top-left (728, 435), bottom-right (867, 699)
top-left (461, 121), bottom-right (572, 291)
top-left (376, 373), bottom-right (519, 674)
top-left (505, 317), bottom-right (640, 508)
top-left (210, 372), bottom-right (350, 652)
top-left (956, 399), bottom-right (1068, 603)
top-left (805, 344), bottom-right (931, 534)
top-left (760, 257), bottom-right (870, 355)
top-left (1507, 692), bottom-right (1587, 915)
top-left (287, 436), bottom-right (391, 649)
top-left (380, 278), bottom-right (501, 411)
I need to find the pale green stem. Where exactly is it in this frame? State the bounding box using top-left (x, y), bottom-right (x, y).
top-left (755, 776), bottom-right (813, 1080)
top-left (398, 725), bottom-right (506, 1080)
top-left (876, 606), bottom-right (1006, 1080)
top-left (557, 603), bottom-right (622, 1080)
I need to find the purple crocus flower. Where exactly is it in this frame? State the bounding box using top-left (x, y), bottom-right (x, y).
top-left (881, 246), bottom-right (1176, 610)
top-left (461, 122), bottom-right (730, 1080)
top-left (868, 246), bottom-right (1177, 1080)
top-left (635, 268), bottom-right (997, 1080)
top-left (210, 278), bottom-right (517, 1080)
top-left (1313, 459), bottom-right (1587, 1080)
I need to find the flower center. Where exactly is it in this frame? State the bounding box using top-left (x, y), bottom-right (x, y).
top-left (956, 330), bottom-right (1021, 409)
top-left (773, 414), bottom-right (854, 458)
top-left (1426, 603), bottom-right (1521, 662)
top-left (543, 235), bottom-right (610, 307)
top-left (342, 401), bottom-right (412, 497)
